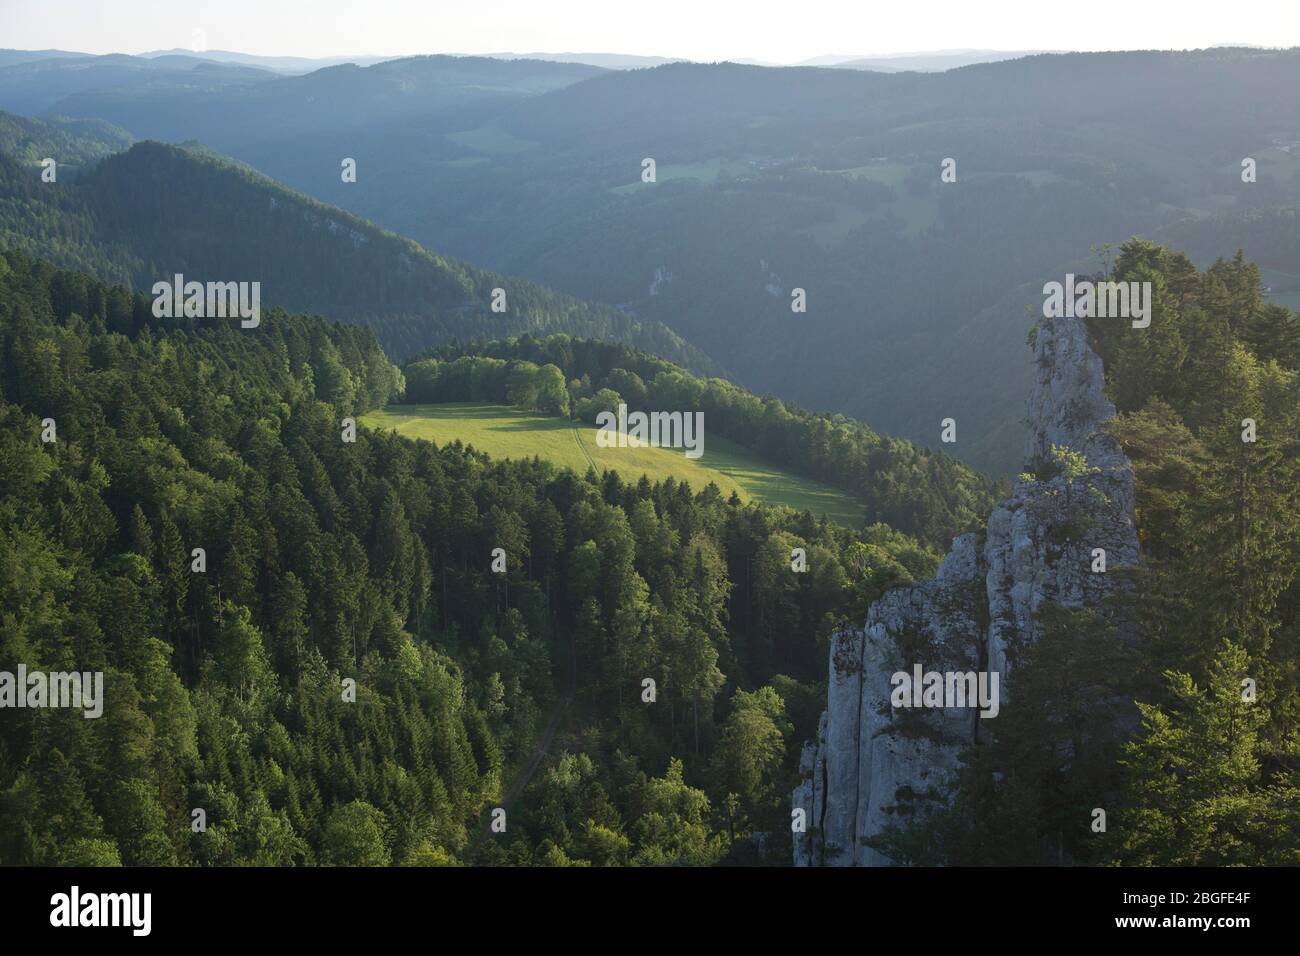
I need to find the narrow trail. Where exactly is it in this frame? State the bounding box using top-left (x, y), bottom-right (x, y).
top-left (468, 630), bottom-right (577, 856)
top-left (570, 422), bottom-right (598, 473)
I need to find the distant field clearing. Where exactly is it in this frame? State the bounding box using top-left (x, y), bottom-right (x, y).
top-left (360, 403), bottom-right (864, 527)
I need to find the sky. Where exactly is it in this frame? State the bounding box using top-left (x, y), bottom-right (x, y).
top-left (2, 0), bottom-right (1299, 64)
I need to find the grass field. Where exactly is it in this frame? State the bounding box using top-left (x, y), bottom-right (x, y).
top-left (360, 403), bottom-right (865, 527)
top-left (813, 162), bottom-right (938, 237)
top-left (610, 159), bottom-right (753, 194)
top-left (446, 124), bottom-right (536, 155)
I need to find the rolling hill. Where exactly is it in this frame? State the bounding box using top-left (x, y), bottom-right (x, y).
top-left (35, 48), bottom-right (1300, 472)
top-left (0, 52), bottom-right (278, 114)
top-left (0, 249), bottom-right (960, 869)
top-left (397, 335), bottom-right (997, 547)
top-left (13, 49), bottom-right (1299, 473)
top-left (0, 114), bottom-right (714, 369)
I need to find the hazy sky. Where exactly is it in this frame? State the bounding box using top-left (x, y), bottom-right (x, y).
top-left (3, 0), bottom-right (1299, 63)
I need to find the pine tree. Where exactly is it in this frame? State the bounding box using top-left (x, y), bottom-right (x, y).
top-left (1109, 642), bottom-right (1300, 865)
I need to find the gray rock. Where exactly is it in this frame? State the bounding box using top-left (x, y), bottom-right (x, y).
top-left (793, 314), bottom-right (1139, 865)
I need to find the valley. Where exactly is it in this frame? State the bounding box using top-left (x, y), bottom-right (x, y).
top-left (0, 19), bottom-right (1297, 886)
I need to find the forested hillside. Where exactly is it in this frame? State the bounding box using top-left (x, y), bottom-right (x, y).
top-left (867, 241), bottom-right (1300, 866)
top-left (0, 122), bottom-right (713, 370)
top-left (26, 54), bottom-right (604, 137)
top-left (0, 52), bottom-right (278, 114)
top-left (0, 110), bottom-right (132, 170)
top-left (0, 253), bottom-right (949, 865)
top-left (402, 335), bottom-right (996, 547)
top-left (38, 48), bottom-right (1300, 471)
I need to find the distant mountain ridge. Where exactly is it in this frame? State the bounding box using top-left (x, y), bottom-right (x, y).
top-left (7, 46), bottom-right (1300, 473)
top-left (0, 115), bottom-right (715, 370)
top-left (796, 49), bottom-right (1060, 70)
top-left (482, 51), bottom-right (678, 69)
top-left (1, 54), bottom-right (605, 147)
top-left (137, 48), bottom-right (400, 73)
top-left (0, 51), bottom-right (277, 114)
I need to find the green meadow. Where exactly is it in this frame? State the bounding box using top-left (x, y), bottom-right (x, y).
top-left (359, 403), bottom-right (864, 527)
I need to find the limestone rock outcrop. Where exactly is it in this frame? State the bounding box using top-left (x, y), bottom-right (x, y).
top-left (793, 314), bottom-right (1139, 866)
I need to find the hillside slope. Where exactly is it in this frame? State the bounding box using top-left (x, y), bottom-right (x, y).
top-left (401, 336), bottom-right (997, 547)
top-left (0, 251), bottom-right (950, 867)
top-left (54, 48), bottom-right (1300, 471)
top-left (0, 124), bottom-right (714, 369)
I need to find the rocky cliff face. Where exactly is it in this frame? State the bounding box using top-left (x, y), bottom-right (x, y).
top-left (793, 313), bottom-right (1139, 866)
